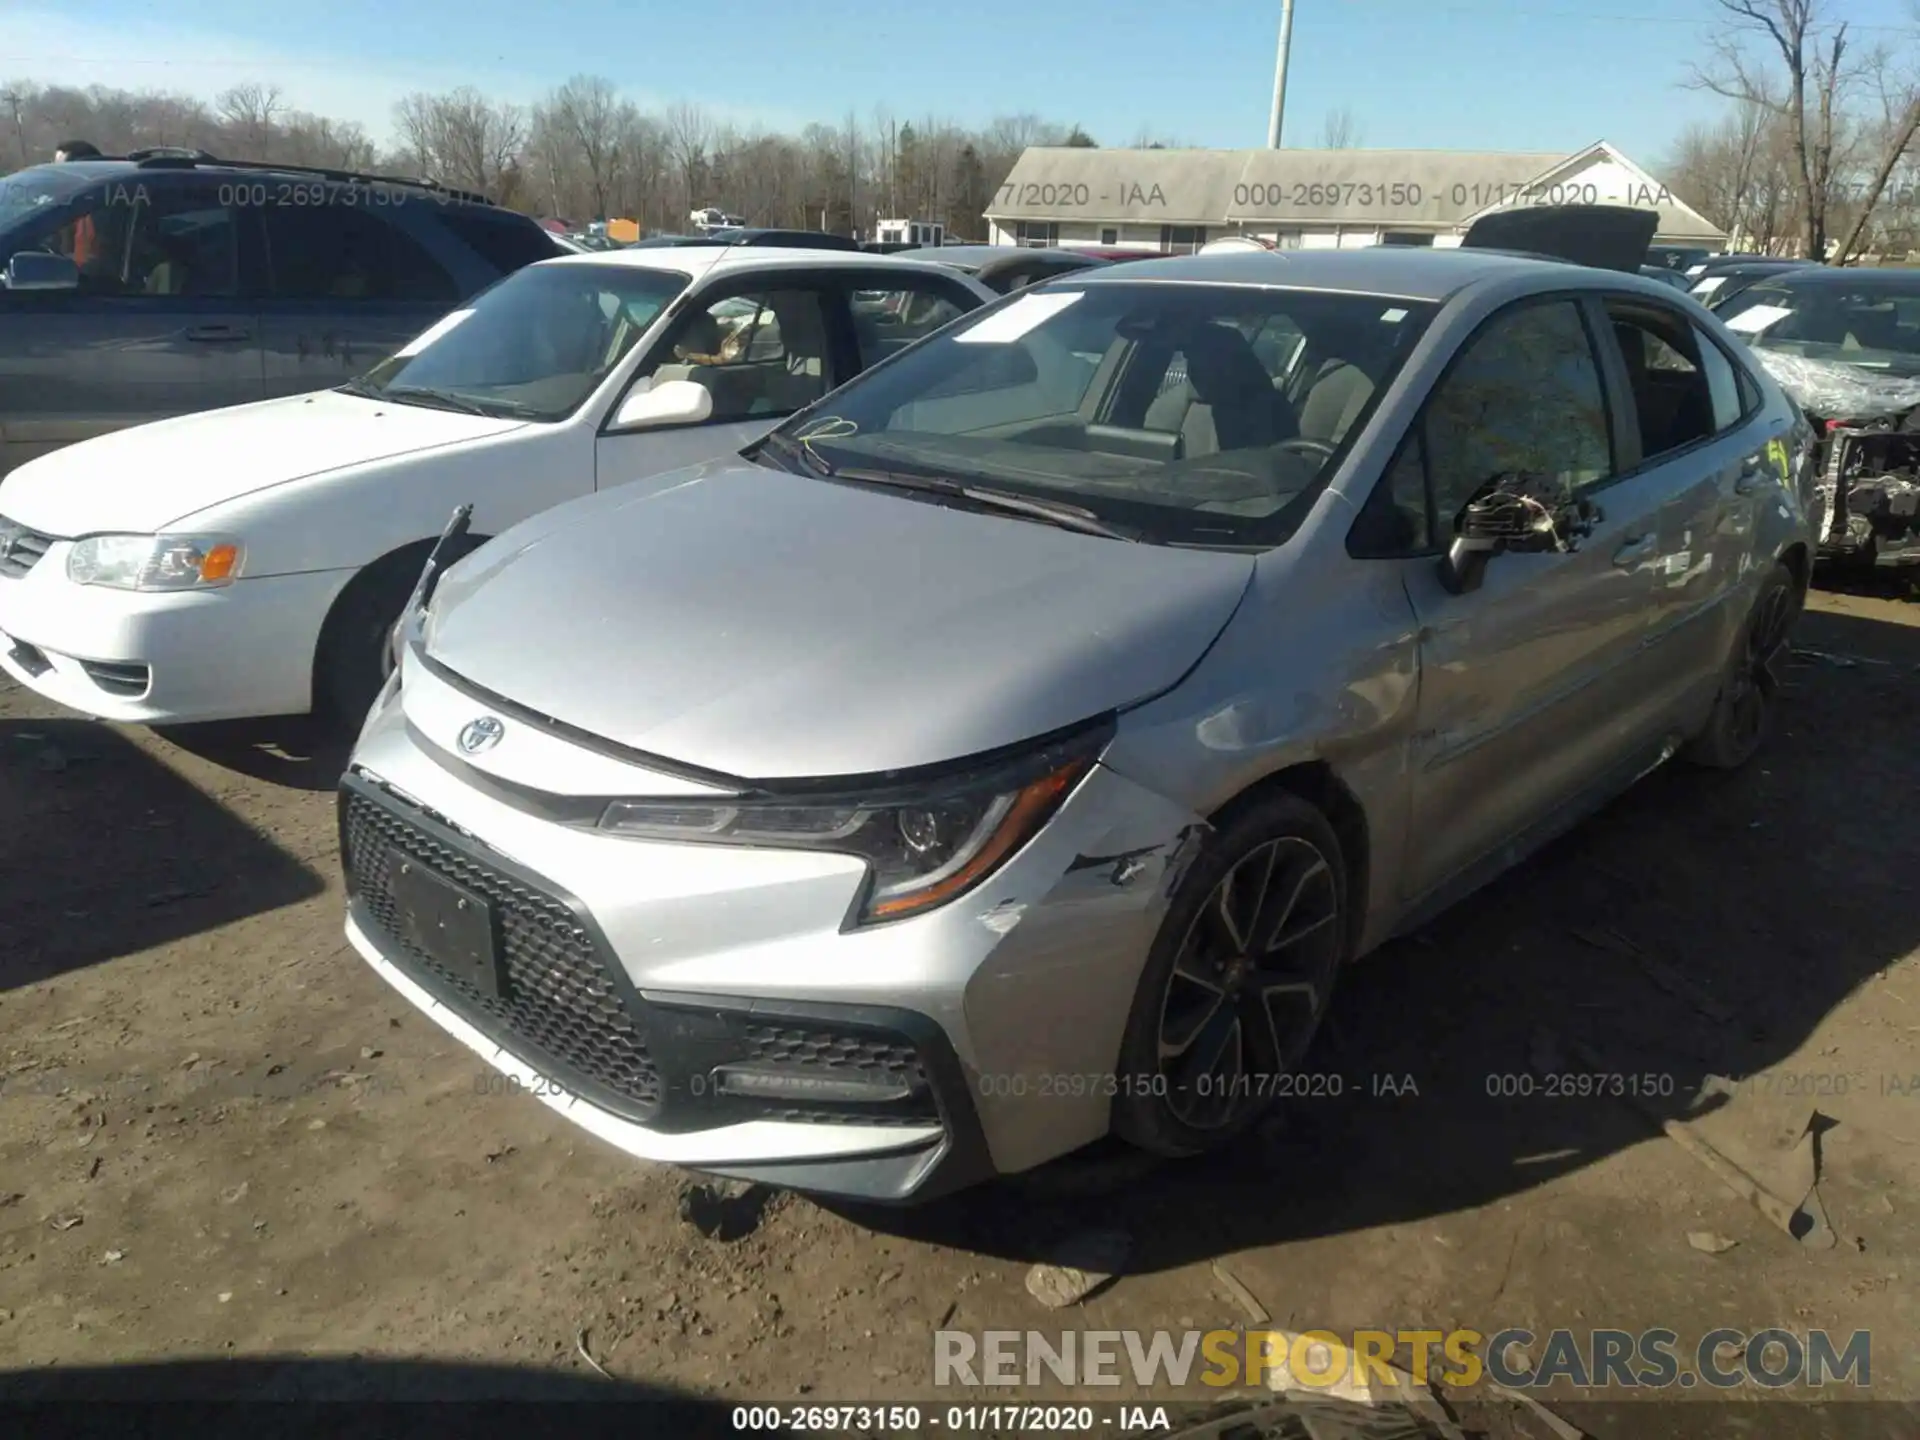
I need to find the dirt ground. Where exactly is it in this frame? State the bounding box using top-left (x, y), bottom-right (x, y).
top-left (2, 578), bottom-right (1918, 1434)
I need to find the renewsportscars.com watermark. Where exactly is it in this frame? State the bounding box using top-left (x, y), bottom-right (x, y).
top-left (933, 1328), bottom-right (1872, 1391)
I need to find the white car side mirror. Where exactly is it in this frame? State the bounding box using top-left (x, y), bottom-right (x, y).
top-left (611, 378), bottom-right (713, 433)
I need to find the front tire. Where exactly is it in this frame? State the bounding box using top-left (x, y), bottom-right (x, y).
top-left (1111, 792), bottom-right (1348, 1158)
top-left (1683, 560), bottom-right (1800, 771)
top-left (312, 566), bottom-right (414, 734)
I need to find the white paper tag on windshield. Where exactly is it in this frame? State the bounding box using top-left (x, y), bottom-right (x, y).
top-left (1691, 275), bottom-right (1726, 295)
top-left (394, 308), bottom-right (475, 358)
top-left (1723, 303), bottom-right (1793, 335)
top-left (954, 290), bottom-right (1083, 344)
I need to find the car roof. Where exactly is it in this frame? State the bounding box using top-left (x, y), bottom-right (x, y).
top-left (1061, 246), bottom-right (1619, 302)
top-left (902, 244), bottom-right (1101, 271)
top-left (537, 245), bottom-right (983, 283)
top-left (1728, 264), bottom-right (1918, 288)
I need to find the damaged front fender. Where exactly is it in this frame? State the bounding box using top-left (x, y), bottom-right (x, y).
top-left (957, 763), bottom-right (1209, 1175)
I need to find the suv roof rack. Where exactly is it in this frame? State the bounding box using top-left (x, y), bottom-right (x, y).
top-left (118, 149), bottom-right (494, 207)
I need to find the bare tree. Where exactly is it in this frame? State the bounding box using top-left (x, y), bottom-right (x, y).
top-left (1319, 106), bottom-right (1363, 149)
top-left (662, 100), bottom-right (714, 217)
top-left (2, 83), bottom-right (33, 166)
top-left (393, 87), bottom-right (525, 197)
top-left (539, 76), bottom-right (628, 220)
top-left (1693, 0), bottom-right (1863, 258)
top-left (215, 82), bottom-right (284, 156)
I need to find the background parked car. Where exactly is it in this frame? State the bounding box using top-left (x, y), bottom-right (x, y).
top-left (1689, 257), bottom-right (1818, 311)
top-left (1647, 244), bottom-right (1715, 272)
top-left (1638, 264), bottom-right (1696, 293)
top-left (1718, 266), bottom-right (1920, 571)
top-left (897, 243), bottom-right (1112, 293)
top-left (0, 150), bottom-right (559, 479)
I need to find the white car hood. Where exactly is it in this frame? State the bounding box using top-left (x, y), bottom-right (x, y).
top-left (0, 390), bottom-right (528, 536)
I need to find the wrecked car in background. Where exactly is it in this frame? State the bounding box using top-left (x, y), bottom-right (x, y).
top-left (1720, 268), bottom-right (1920, 571)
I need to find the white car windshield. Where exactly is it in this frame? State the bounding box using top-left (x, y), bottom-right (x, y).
top-left (764, 280), bottom-right (1435, 547)
top-left (350, 262), bottom-right (689, 420)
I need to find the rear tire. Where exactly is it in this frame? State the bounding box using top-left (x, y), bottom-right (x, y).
top-left (312, 565), bottom-right (415, 734)
top-left (1682, 561), bottom-right (1800, 771)
top-left (1111, 791), bottom-right (1347, 1158)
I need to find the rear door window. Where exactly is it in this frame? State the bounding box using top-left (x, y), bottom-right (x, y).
top-left (431, 206), bottom-right (561, 276)
top-left (263, 205), bottom-right (458, 303)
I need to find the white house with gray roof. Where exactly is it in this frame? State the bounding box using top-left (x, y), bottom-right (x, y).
top-left (984, 140), bottom-right (1724, 253)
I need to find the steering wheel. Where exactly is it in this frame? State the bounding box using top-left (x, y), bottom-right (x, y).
top-left (1278, 437), bottom-right (1337, 463)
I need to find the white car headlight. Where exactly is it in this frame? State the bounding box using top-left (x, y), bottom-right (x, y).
top-left (66, 534), bottom-right (245, 591)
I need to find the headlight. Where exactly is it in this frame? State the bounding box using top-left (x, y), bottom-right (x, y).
top-left (597, 728), bottom-right (1107, 924)
top-left (66, 534), bottom-right (244, 590)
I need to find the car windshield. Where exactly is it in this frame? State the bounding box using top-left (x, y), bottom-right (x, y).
top-left (0, 166), bottom-right (98, 239)
top-left (350, 261), bottom-right (688, 420)
top-left (763, 279), bottom-right (1435, 548)
top-left (1718, 279), bottom-right (1920, 371)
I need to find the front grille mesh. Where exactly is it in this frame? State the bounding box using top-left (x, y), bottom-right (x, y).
top-left (743, 1024), bottom-right (928, 1090)
top-left (0, 517), bottom-right (54, 579)
top-left (342, 788), bottom-right (661, 1113)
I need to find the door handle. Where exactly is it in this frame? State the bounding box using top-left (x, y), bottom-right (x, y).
top-left (183, 324), bottom-right (251, 343)
top-left (1612, 533), bottom-right (1658, 567)
top-left (1734, 456), bottom-right (1766, 494)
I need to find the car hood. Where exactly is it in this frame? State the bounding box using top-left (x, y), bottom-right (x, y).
top-left (0, 390), bottom-right (528, 536)
top-left (423, 459), bottom-right (1256, 779)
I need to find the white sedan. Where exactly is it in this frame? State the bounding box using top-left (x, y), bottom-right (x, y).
top-left (0, 247), bottom-right (992, 729)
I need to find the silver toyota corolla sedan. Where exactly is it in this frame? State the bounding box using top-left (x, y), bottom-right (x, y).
top-left (338, 245), bottom-right (1819, 1203)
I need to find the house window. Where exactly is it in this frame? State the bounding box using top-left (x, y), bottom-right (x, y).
top-left (1014, 220), bottom-right (1058, 248)
top-left (1380, 231), bottom-right (1434, 246)
top-left (1160, 225), bottom-right (1207, 254)
top-left (1100, 227), bottom-right (1119, 246)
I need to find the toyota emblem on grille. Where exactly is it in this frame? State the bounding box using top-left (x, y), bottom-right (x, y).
top-left (458, 716), bottom-right (505, 754)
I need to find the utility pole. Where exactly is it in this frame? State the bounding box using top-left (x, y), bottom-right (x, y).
top-left (1, 89), bottom-right (27, 167)
top-left (1267, 0), bottom-right (1295, 149)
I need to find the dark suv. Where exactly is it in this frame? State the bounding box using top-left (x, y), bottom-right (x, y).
top-left (0, 150), bottom-right (560, 477)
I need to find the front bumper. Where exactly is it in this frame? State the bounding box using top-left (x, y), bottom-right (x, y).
top-left (0, 537), bottom-right (352, 722)
top-left (337, 657), bottom-right (1202, 1201)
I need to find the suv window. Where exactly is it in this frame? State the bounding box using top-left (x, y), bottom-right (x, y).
top-left (1357, 299), bottom-right (1612, 553)
top-left (263, 204), bottom-right (458, 303)
top-left (431, 205), bottom-right (560, 275)
top-left (38, 184), bottom-right (239, 298)
top-left (633, 287), bottom-right (834, 424)
top-left (1605, 300), bottom-right (1720, 462)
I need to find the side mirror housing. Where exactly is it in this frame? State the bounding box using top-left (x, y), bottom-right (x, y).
top-left (1437, 471), bottom-right (1599, 596)
top-left (5, 252), bottom-right (80, 292)
top-left (608, 378), bottom-right (713, 433)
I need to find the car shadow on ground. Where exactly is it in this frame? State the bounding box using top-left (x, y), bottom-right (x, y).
top-left (0, 1357), bottom-right (750, 1437)
top-left (832, 597), bottom-right (1920, 1274)
top-left (151, 716), bottom-right (355, 794)
top-left (0, 715), bottom-right (327, 992)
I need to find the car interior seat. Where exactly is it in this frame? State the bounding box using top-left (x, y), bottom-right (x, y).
top-left (1613, 322), bottom-right (1712, 454)
top-left (1295, 360), bottom-right (1375, 446)
top-left (764, 295), bottom-right (827, 412)
top-left (1143, 323), bottom-right (1298, 456)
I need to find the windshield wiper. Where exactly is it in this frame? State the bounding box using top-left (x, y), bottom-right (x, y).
top-left (955, 485), bottom-right (1140, 541)
top-left (377, 385), bottom-right (495, 417)
top-left (758, 429), bottom-right (833, 476)
top-left (828, 465), bottom-right (1137, 541)
top-left (336, 376), bottom-right (384, 399)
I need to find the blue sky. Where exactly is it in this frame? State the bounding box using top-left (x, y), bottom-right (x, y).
top-left (6, 0), bottom-right (1914, 167)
